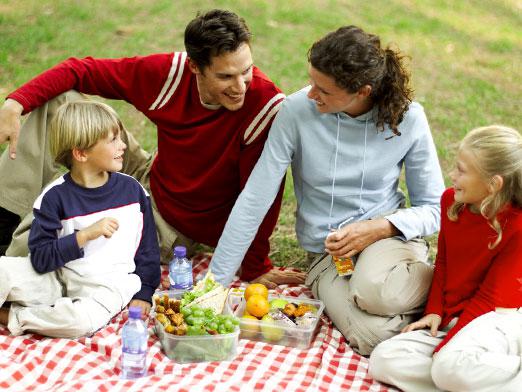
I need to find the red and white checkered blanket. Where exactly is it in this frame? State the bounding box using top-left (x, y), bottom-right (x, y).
top-left (0, 254), bottom-right (398, 391)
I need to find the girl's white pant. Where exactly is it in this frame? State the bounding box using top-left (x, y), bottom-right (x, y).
top-left (369, 309), bottom-right (522, 392)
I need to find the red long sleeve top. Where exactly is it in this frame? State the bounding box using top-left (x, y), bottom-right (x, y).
top-left (424, 188), bottom-right (522, 352)
top-left (7, 53), bottom-right (286, 280)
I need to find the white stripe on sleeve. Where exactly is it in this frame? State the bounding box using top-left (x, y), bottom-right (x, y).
top-left (148, 52), bottom-right (187, 110)
top-left (243, 93), bottom-right (285, 145)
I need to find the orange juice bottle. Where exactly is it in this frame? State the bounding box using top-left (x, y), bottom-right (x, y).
top-left (329, 217), bottom-right (355, 277)
top-left (332, 255), bottom-right (354, 276)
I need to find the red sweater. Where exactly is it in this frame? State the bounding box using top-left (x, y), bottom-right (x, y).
top-left (8, 53), bottom-right (286, 281)
top-left (424, 188), bottom-right (522, 352)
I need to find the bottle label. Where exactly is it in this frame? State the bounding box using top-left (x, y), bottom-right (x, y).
top-left (172, 273), bottom-right (192, 289)
top-left (170, 258), bottom-right (193, 290)
top-left (333, 255), bottom-right (354, 276)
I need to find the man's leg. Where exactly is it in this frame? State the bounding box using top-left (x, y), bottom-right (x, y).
top-left (0, 91), bottom-right (178, 258)
top-left (0, 93), bottom-right (73, 215)
top-left (0, 92), bottom-right (86, 254)
top-left (0, 91), bottom-right (86, 256)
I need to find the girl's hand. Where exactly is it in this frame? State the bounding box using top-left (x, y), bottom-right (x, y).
top-left (402, 313), bottom-right (442, 336)
top-left (76, 217), bottom-right (119, 247)
top-left (325, 218), bottom-right (399, 258)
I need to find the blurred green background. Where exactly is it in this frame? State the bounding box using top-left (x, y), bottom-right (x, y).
top-left (1, 0), bottom-right (520, 267)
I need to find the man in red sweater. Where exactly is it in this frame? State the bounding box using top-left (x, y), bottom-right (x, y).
top-left (0, 9), bottom-right (304, 286)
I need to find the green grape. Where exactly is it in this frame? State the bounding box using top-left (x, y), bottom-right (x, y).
top-left (191, 317), bottom-right (205, 326)
top-left (185, 315), bottom-right (195, 325)
top-left (186, 325), bottom-right (208, 336)
top-left (208, 322), bottom-right (219, 331)
top-left (192, 308), bottom-right (204, 318)
top-left (180, 307), bottom-right (192, 317)
top-left (224, 319), bottom-right (234, 329)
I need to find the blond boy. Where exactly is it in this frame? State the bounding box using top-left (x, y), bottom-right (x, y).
top-left (0, 101), bottom-right (160, 338)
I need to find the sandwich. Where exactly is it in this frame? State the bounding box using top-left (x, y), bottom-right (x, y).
top-left (181, 270), bottom-right (230, 314)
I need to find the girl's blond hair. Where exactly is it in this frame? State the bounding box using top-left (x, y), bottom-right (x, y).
top-left (49, 100), bottom-right (123, 169)
top-left (448, 125), bottom-right (522, 248)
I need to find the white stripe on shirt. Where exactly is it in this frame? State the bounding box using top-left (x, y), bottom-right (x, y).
top-left (149, 52), bottom-right (187, 110)
top-left (243, 93), bottom-right (285, 145)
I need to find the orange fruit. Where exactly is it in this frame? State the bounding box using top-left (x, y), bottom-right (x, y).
top-left (244, 283), bottom-right (269, 301)
top-left (245, 294), bottom-right (270, 318)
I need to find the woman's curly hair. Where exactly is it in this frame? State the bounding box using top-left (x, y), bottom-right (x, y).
top-left (308, 26), bottom-right (413, 136)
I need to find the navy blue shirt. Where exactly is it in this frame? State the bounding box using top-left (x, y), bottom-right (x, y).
top-left (29, 172), bottom-right (161, 303)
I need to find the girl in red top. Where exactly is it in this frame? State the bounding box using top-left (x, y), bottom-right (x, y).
top-left (369, 125), bottom-right (522, 392)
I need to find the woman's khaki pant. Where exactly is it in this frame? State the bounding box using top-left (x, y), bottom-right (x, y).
top-left (306, 237), bottom-right (433, 355)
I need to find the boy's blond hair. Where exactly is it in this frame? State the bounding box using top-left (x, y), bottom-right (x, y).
top-left (448, 125), bottom-right (522, 248)
top-left (49, 100), bottom-right (123, 169)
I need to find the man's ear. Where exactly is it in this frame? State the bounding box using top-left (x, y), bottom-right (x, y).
top-left (489, 175), bottom-right (504, 193)
top-left (187, 58), bottom-right (202, 75)
top-left (72, 147), bottom-right (88, 163)
top-left (357, 84), bottom-right (372, 98)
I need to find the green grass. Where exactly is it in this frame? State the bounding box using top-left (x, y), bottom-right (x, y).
top-left (1, 0), bottom-right (520, 268)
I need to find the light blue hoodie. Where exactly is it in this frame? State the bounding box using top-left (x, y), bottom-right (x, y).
top-left (211, 87), bottom-right (445, 285)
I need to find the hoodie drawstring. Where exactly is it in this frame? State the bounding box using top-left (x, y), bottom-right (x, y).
top-left (328, 115), bottom-right (369, 230)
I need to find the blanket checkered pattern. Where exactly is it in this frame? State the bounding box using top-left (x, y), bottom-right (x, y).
top-left (0, 254), bottom-right (397, 391)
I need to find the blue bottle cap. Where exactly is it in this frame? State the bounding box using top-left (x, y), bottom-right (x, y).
top-left (128, 306), bottom-right (142, 319)
top-left (174, 246), bottom-right (187, 258)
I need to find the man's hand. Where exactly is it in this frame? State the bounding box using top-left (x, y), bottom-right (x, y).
top-left (76, 217), bottom-right (119, 247)
top-left (401, 313), bottom-right (442, 337)
top-left (0, 99), bottom-right (24, 159)
top-left (251, 268), bottom-right (307, 289)
top-left (129, 299), bottom-right (151, 318)
top-left (325, 218), bottom-right (399, 259)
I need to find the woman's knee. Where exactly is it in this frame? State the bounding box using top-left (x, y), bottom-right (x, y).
top-left (350, 261), bottom-right (433, 315)
top-left (339, 301), bottom-right (411, 355)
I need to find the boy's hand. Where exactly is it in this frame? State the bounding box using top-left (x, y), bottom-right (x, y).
top-left (129, 299), bottom-right (151, 317)
top-left (401, 313), bottom-right (442, 337)
top-left (76, 217), bottom-right (119, 247)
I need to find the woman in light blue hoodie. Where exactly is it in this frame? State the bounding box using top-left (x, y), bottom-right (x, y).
top-left (211, 26), bottom-right (445, 355)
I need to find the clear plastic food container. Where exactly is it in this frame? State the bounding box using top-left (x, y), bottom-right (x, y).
top-left (152, 290), bottom-right (239, 363)
top-left (227, 290), bottom-right (325, 349)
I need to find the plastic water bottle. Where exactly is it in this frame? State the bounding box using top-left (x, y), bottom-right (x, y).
top-left (169, 245), bottom-right (193, 291)
top-left (121, 306), bottom-right (148, 379)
